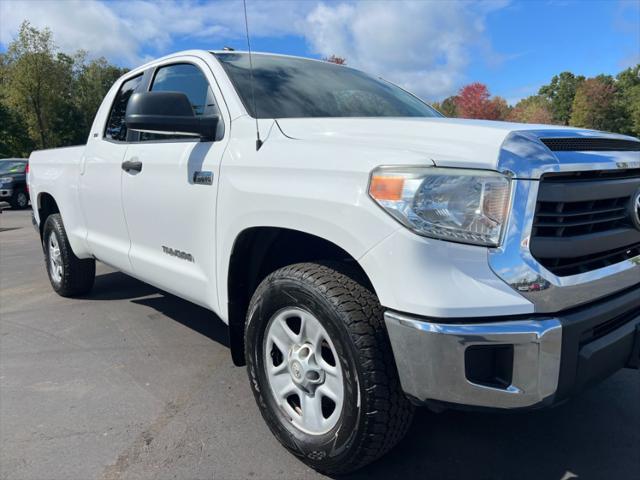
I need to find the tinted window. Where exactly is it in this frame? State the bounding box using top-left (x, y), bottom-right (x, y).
top-left (151, 63), bottom-right (217, 116)
top-left (105, 75), bottom-right (143, 141)
top-left (215, 53), bottom-right (440, 119)
top-left (0, 161), bottom-right (26, 174)
top-left (140, 63), bottom-right (217, 142)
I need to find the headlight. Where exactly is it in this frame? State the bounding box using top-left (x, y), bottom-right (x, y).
top-left (369, 166), bottom-right (512, 246)
top-left (0, 177), bottom-right (12, 184)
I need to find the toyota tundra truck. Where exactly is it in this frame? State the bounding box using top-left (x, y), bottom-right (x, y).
top-left (28, 50), bottom-right (640, 475)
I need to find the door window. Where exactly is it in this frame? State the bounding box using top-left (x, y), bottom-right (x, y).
top-left (104, 74), bottom-right (143, 141)
top-left (140, 63), bottom-right (218, 141)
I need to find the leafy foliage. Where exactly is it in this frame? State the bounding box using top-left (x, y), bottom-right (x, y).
top-left (625, 84), bottom-right (640, 136)
top-left (432, 95), bottom-right (458, 117)
top-left (454, 83), bottom-right (509, 120)
top-left (0, 99), bottom-right (34, 158)
top-left (538, 72), bottom-right (585, 125)
top-left (324, 55), bottom-right (347, 65)
top-left (0, 22), bottom-right (127, 157)
top-left (441, 66), bottom-right (639, 137)
top-left (1, 23), bottom-right (638, 159)
top-left (615, 65), bottom-right (640, 136)
top-left (508, 95), bottom-right (554, 124)
top-left (570, 76), bottom-right (620, 132)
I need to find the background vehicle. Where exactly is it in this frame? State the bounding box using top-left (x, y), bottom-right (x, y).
top-left (0, 158), bottom-right (29, 209)
top-left (27, 50), bottom-right (640, 475)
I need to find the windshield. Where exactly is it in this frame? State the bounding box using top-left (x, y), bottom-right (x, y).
top-left (214, 53), bottom-right (440, 119)
top-left (0, 161), bottom-right (26, 174)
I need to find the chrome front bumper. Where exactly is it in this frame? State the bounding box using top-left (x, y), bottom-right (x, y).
top-left (386, 283), bottom-right (640, 410)
top-left (384, 311), bottom-right (562, 408)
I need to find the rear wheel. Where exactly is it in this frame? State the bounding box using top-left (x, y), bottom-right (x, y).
top-left (43, 214), bottom-right (95, 297)
top-left (245, 262), bottom-right (413, 475)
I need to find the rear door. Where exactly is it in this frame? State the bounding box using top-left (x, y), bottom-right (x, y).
top-left (80, 74), bottom-right (144, 271)
top-left (121, 57), bottom-right (228, 308)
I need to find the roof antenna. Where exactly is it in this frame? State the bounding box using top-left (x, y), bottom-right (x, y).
top-left (243, 0), bottom-right (262, 151)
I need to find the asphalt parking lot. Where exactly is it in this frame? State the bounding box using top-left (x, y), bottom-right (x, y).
top-left (1, 209), bottom-right (638, 480)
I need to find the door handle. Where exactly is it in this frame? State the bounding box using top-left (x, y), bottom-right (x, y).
top-left (121, 159), bottom-right (143, 173)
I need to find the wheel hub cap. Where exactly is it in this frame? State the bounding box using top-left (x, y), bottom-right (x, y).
top-left (288, 344), bottom-right (325, 394)
top-left (48, 234), bottom-right (63, 283)
top-left (264, 307), bottom-right (344, 435)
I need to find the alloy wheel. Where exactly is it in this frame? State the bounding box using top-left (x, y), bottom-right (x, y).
top-left (264, 307), bottom-right (344, 435)
top-left (48, 233), bottom-right (63, 283)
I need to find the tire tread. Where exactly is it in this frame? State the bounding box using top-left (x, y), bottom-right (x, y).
top-left (251, 261), bottom-right (414, 475)
top-left (44, 214), bottom-right (95, 297)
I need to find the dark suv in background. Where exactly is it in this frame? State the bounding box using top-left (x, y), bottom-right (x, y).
top-left (0, 158), bottom-right (29, 209)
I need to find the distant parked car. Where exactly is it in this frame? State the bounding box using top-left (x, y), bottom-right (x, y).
top-left (0, 158), bottom-right (29, 209)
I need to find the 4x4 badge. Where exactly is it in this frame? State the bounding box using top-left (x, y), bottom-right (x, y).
top-left (193, 171), bottom-right (213, 185)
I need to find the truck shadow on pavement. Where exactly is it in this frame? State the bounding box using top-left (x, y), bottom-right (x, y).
top-left (88, 272), bottom-right (637, 480)
top-left (89, 271), bottom-right (230, 348)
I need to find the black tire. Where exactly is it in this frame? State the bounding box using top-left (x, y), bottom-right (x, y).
top-left (43, 214), bottom-right (95, 297)
top-left (245, 262), bottom-right (414, 475)
top-left (10, 189), bottom-right (29, 209)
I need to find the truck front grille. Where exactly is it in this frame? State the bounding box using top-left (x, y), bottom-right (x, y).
top-left (530, 169), bottom-right (640, 276)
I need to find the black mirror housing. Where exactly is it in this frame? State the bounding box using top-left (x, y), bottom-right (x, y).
top-left (125, 91), bottom-right (219, 141)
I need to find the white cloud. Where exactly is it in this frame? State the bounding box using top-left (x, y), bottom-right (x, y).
top-left (0, 0), bottom-right (144, 64)
top-left (304, 1), bottom-right (509, 99)
top-left (0, 0), bottom-right (509, 98)
top-left (0, 0), bottom-right (310, 64)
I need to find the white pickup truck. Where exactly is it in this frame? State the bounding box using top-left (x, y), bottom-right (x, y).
top-left (29, 50), bottom-right (640, 474)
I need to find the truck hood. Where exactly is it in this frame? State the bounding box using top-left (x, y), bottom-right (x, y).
top-left (276, 117), bottom-right (635, 171)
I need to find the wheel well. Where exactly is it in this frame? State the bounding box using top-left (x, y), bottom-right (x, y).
top-left (37, 193), bottom-right (59, 239)
top-left (227, 227), bottom-right (374, 366)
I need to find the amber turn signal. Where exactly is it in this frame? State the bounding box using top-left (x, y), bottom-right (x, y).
top-left (369, 176), bottom-right (405, 201)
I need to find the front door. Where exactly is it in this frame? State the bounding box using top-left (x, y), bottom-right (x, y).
top-left (121, 59), bottom-right (227, 309)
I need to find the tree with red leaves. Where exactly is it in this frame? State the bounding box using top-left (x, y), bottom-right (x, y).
top-left (324, 55), bottom-right (346, 65)
top-left (454, 83), bottom-right (508, 120)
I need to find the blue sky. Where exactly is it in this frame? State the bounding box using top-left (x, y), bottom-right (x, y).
top-left (1, 0), bottom-right (638, 104)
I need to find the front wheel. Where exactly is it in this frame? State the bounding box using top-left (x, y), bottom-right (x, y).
top-left (43, 214), bottom-right (95, 297)
top-left (10, 189), bottom-right (28, 209)
top-left (245, 262), bottom-right (413, 475)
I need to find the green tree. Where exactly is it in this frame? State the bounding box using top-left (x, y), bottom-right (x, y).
top-left (616, 64), bottom-right (640, 92)
top-left (432, 95), bottom-right (458, 117)
top-left (49, 51), bottom-right (83, 146)
top-left (570, 76), bottom-right (620, 131)
top-left (539, 72), bottom-right (585, 125)
top-left (491, 96), bottom-right (511, 121)
top-left (0, 54), bottom-right (33, 157)
top-left (1, 22), bottom-right (128, 153)
top-left (508, 95), bottom-right (554, 124)
top-left (0, 100), bottom-right (34, 158)
top-left (625, 84), bottom-right (640, 137)
top-left (615, 64), bottom-right (640, 136)
top-left (2, 21), bottom-right (72, 149)
top-left (74, 54), bottom-right (128, 140)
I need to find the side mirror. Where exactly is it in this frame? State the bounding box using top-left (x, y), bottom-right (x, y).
top-left (125, 91), bottom-right (219, 141)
